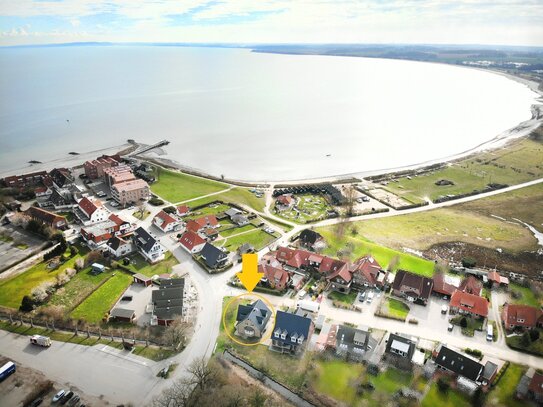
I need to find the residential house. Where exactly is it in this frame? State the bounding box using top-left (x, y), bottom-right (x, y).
top-left (392, 270), bottom-right (434, 305)
top-left (179, 231), bottom-right (206, 254)
top-left (105, 236), bottom-right (134, 258)
top-left (330, 324), bottom-right (371, 361)
top-left (111, 179), bottom-right (150, 207)
top-left (435, 346), bottom-right (484, 385)
top-left (259, 263), bottom-right (290, 291)
top-left (270, 310), bottom-right (313, 355)
top-left (153, 210), bottom-right (180, 233)
top-left (103, 164), bottom-right (135, 187)
top-left (487, 270), bottom-right (509, 288)
top-left (384, 333), bottom-right (417, 370)
top-left (133, 273), bottom-right (153, 287)
top-left (298, 229), bottom-right (324, 251)
top-left (185, 219), bottom-right (202, 234)
top-left (201, 227), bottom-right (219, 241)
top-left (1, 170), bottom-right (47, 188)
top-left (132, 227), bottom-right (165, 263)
top-left (200, 242), bottom-right (228, 270)
top-left (528, 372), bottom-right (543, 403)
top-left (34, 186), bottom-right (53, 198)
top-left (449, 290), bottom-right (489, 319)
top-left (231, 213), bottom-right (249, 226)
top-left (458, 276), bottom-right (483, 296)
top-left (80, 213), bottom-right (131, 247)
top-left (235, 300), bottom-right (271, 339)
top-left (275, 194), bottom-right (295, 210)
top-left (501, 304), bottom-right (543, 331)
top-left (327, 260), bottom-right (352, 294)
top-left (194, 215), bottom-right (219, 229)
top-left (433, 273), bottom-right (458, 298)
top-left (176, 205), bottom-right (190, 217)
top-left (152, 278), bottom-right (185, 326)
top-left (76, 197), bottom-right (109, 225)
top-left (351, 256), bottom-right (387, 289)
top-left (25, 206), bottom-right (67, 229)
top-left (49, 168), bottom-right (74, 189)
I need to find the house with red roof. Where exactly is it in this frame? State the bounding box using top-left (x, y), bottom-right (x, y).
top-left (176, 205), bottom-right (190, 217)
top-left (25, 206), bottom-right (67, 229)
top-left (501, 303), bottom-right (543, 331)
top-left (351, 256), bottom-right (387, 289)
top-left (260, 263), bottom-right (290, 291)
top-left (275, 194), bottom-right (296, 210)
top-left (528, 372), bottom-right (543, 403)
top-left (487, 270), bottom-right (509, 287)
top-left (179, 231), bottom-right (206, 254)
top-left (80, 213), bottom-right (131, 247)
top-left (449, 290), bottom-right (489, 318)
top-left (392, 270), bottom-right (434, 305)
top-left (432, 273), bottom-right (458, 298)
top-left (185, 219), bottom-right (202, 233)
top-left (458, 276), bottom-right (483, 296)
top-left (76, 197), bottom-right (109, 225)
top-left (152, 210), bottom-right (180, 233)
top-left (194, 215), bottom-right (219, 229)
top-left (327, 261), bottom-right (352, 293)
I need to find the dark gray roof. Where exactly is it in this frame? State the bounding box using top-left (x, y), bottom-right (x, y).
top-left (107, 236), bottom-right (126, 251)
top-left (200, 243), bottom-right (228, 268)
top-left (482, 361), bottom-right (498, 381)
top-left (152, 287), bottom-right (183, 302)
top-left (392, 270), bottom-right (434, 301)
top-left (154, 298), bottom-right (183, 308)
top-left (133, 273), bottom-right (152, 282)
top-left (225, 208), bottom-right (241, 218)
top-left (273, 310), bottom-right (312, 346)
top-left (299, 229), bottom-right (322, 245)
top-left (232, 214), bottom-right (249, 224)
top-left (238, 243), bottom-right (254, 254)
top-left (154, 305), bottom-right (183, 320)
top-left (385, 333), bottom-right (416, 359)
top-left (110, 307), bottom-right (135, 319)
top-left (236, 300), bottom-right (271, 331)
top-left (133, 227), bottom-right (158, 254)
top-left (336, 325), bottom-right (369, 351)
top-left (160, 278), bottom-right (185, 288)
top-left (435, 346), bottom-right (483, 382)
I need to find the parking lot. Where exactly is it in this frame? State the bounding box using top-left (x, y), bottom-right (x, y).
top-left (112, 283), bottom-right (157, 327)
top-left (0, 224), bottom-right (46, 272)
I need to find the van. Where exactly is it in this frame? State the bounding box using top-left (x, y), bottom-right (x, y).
top-left (486, 324), bottom-right (493, 341)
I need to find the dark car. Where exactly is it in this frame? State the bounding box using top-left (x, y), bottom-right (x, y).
top-left (29, 398), bottom-right (43, 407)
top-left (68, 394), bottom-right (80, 406)
top-left (60, 391), bottom-right (74, 405)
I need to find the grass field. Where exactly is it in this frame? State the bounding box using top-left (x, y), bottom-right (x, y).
top-left (384, 136), bottom-right (543, 202)
top-left (328, 291), bottom-right (357, 305)
top-left (124, 252), bottom-right (179, 277)
top-left (70, 272), bottom-right (133, 323)
top-left (180, 187), bottom-right (265, 212)
top-left (151, 168), bottom-right (228, 203)
top-left (311, 359), bottom-right (364, 404)
top-left (48, 267), bottom-right (112, 310)
top-left (219, 224), bottom-right (256, 237)
top-left (510, 283), bottom-right (542, 307)
top-left (421, 383), bottom-right (471, 407)
top-left (384, 297), bottom-right (410, 320)
top-left (0, 249), bottom-right (88, 309)
top-left (274, 194), bottom-right (332, 224)
top-left (486, 364), bottom-right (531, 407)
top-left (370, 367), bottom-right (413, 395)
top-left (219, 229), bottom-right (278, 251)
top-left (316, 228), bottom-right (436, 277)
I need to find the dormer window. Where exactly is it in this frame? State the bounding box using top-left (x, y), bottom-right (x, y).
top-left (518, 319), bottom-right (525, 323)
top-left (297, 337), bottom-right (303, 344)
top-left (281, 333), bottom-right (286, 340)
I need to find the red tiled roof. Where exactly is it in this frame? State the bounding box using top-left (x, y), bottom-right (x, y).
top-left (276, 194), bottom-right (294, 205)
top-left (487, 271), bottom-right (501, 283)
top-left (108, 213), bottom-right (126, 226)
top-left (259, 263), bottom-right (289, 290)
top-left (351, 256), bottom-right (382, 285)
top-left (154, 210), bottom-right (177, 229)
top-left (78, 197), bottom-right (100, 216)
top-left (450, 290), bottom-right (488, 317)
top-left (177, 205), bottom-right (190, 215)
top-left (185, 220), bottom-right (202, 233)
top-left (502, 304), bottom-right (542, 329)
top-left (459, 276), bottom-right (482, 296)
top-left (308, 253), bottom-right (324, 263)
top-left (276, 246), bottom-right (295, 263)
top-left (286, 249), bottom-right (312, 269)
top-left (327, 262), bottom-right (352, 283)
top-left (433, 273), bottom-right (457, 296)
top-left (195, 215), bottom-right (218, 228)
top-left (25, 206), bottom-right (66, 227)
top-left (529, 372), bottom-right (543, 396)
top-left (179, 231), bottom-right (205, 250)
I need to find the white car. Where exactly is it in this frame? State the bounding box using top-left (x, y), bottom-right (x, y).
top-left (366, 291), bottom-right (374, 303)
top-left (52, 390), bottom-right (66, 402)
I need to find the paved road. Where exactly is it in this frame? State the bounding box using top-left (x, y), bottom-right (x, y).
top-left (0, 330), bottom-right (161, 405)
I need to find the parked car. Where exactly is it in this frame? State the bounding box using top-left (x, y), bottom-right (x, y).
top-left (448, 323), bottom-right (454, 332)
top-left (298, 290), bottom-right (307, 299)
top-left (68, 394), bottom-right (80, 406)
top-left (486, 325), bottom-right (493, 341)
top-left (29, 398), bottom-right (43, 407)
top-left (359, 291), bottom-right (366, 302)
top-left (52, 390), bottom-right (66, 403)
top-left (60, 391), bottom-right (74, 405)
top-left (366, 291), bottom-right (374, 303)
top-left (441, 305), bottom-right (448, 314)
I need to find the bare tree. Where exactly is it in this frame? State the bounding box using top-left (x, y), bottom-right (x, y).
top-left (343, 185), bottom-right (357, 217)
top-left (186, 357), bottom-right (218, 391)
top-left (152, 378), bottom-right (193, 407)
top-left (137, 201), bottom-right (148, 219)
top-left (387, 255), bottom-right (400, 272)
top-left (163, 316), bottom-right (188, 350)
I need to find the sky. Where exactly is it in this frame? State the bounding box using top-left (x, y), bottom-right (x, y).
top-left (0, 0), bottom-right (542, 47)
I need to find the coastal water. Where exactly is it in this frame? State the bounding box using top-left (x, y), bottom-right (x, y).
top-left (0, 46), bottom-right (538, 181)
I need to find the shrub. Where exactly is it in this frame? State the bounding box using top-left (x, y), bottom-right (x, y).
top-left (460, 317), bottom-right (468, 328)
top-left (149, 197), bottom-right (164, 206)
top-left (461, 257), bottom-right (477, 268)
top-left (163, 206), bottom-right (176, 214)
top-left (530, 329), bottom-right (540, 342)
top-left (437, 377), bottom-right (450, 394)
top-left (464, 348), bottom-right (483, 358)
top-left (521, 331), bottom-right (531, 347)
top-left (69, 245), bottom-right (79, 256)
top-left (20, 295), bottom-right (35, 312)
top-left (74, 258), bottom-right (85, 271)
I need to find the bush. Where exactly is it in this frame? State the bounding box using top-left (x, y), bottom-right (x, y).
top-left (149, 197), bottom-right (164, 206)
top-left (460, 317), bottom-right (468, 328)
top-left (437, 377), bottom-right (450, 394)
top-left (521, 331), bottom-right (531, 347)
top-left (74, 258), bottom-right (85, 271)
top-left (163, 206), bottom-right (176, 214)
top-left (464, 348), bottom-right (483, 358)
top-left (462, 257), bottom-right (477, 268)
top-left (20, 295), bottom-right (35, 312)
top-left (530, 329), bottom-right (540, 342)
top-left (69, 245), bottom-right (79, 256)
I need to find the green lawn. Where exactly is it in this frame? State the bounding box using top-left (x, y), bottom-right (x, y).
top-left (506, 332), bottom-right (543, 356)
top-left (384, 136), bottom-right (543, 202)
top-left (311, 359), bottom-right (364, 404)
top-left (151, 168), bottom-right (228, 203)
top-left (132, 210), bottom-right (151, 220)
top-left (510, 283), bottom-right (542, 307)
top-left (219, 229), bottom-right (278, 251)
top-left (0, 248), bottom-right (88, 309)
top-left (183, 187), bottom-right (265, 212)
top-left (48, 267), bottom-right (112, 310)
top-left (123, 252), bottom-right (179, 277)
top-left (370, 367), bottom-right (413, 395)
top-left (384, 297), bottom-right (410, 320)
top-left (274, 194), bottom-right (332, 224)
top-left (316, 228), bottom-right (435, 277)
top-left (219, 224), bottom-right (256, 237)
top-left (486, 364), bottom-right (531, 407)
top-left (421, 383), bottom-right (471, 407)
top-left (70, 272), bottom-right (133, 323)
top-left (328, 291), bottom-right (357, 305)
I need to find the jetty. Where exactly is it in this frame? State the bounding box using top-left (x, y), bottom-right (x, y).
top-left (126, 139), bottom-right (170, 157)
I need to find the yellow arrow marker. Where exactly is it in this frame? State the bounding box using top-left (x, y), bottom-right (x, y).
top-left (237, 253), bottom-right (263, 292)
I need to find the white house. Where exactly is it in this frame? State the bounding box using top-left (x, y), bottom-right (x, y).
top-left (77, 197), bottom-right (109, 225)
top-left (132, 227), bottom-right (166, 263)
top-left (152, 210), bottom-right (181, 233)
